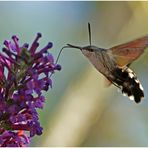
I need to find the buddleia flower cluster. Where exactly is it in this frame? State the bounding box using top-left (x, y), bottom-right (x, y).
top-left (0, 33), bottom-right (61, 146)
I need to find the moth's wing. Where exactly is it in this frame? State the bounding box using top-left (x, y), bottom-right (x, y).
top-left (109, 35), bottom-right (148, 67)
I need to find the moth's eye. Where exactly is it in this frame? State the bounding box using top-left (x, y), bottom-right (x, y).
top-left (85, 48), bottom-right (93, 52)
top-left (89, 48), bottom-right (93, 52)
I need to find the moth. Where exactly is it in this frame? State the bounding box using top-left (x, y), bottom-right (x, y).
top-left (66, 23), bottom-right (148, 103)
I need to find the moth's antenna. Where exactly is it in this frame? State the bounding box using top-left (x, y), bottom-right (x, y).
top-left (88, 22), bottom-right (92, 46)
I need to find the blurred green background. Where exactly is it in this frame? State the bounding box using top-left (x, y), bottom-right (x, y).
top-left (0, 1), bottom-right (148, 146)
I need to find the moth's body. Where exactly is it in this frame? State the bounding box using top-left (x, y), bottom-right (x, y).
top-left (67, 35), bottom-right (148, 103)
top-left (80, 45), bottom-right (144, 103)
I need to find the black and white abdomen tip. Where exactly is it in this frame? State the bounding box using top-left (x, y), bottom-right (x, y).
top-left (112, 67), bottom-right (144, 103)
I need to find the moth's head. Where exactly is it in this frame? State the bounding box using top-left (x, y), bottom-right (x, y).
top-left (67, 44), bottom-right (100, 51)
top-left (67, 44), bottom-right (100, 58)
top-left (67, 44), bottom-right (104, 55)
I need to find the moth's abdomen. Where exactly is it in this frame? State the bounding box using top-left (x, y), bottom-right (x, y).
top-left (112, 68), bottom-right (144, 103)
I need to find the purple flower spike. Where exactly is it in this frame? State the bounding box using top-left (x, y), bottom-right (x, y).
top-left (0, 33), bottom-right (61, 147)
top-left (30, 33), bottom-right (42, 54)
top-left (12, 35), bottom-right (20, 54)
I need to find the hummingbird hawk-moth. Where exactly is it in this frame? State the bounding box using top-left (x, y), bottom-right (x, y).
top-left (66, 23), bottom-right (148, 103)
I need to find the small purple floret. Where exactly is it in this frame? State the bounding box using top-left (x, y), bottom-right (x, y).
top-left (0, 33), bottom-right (61, 147)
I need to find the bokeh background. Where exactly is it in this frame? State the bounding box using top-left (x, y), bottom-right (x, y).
top-left (0, 1), bottom-right (148, 146)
